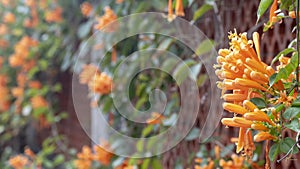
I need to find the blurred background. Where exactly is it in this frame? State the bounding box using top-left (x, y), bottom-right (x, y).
top-left (0, 0), bottom-right (299, 168)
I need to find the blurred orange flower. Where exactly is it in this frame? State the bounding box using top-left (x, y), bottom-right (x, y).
top-left (3, 12), bottom-right (16, 23)
top-left (12, 87), bottom-right (24, 98)
top-left (0, 24), bottom-right (7, 35)
top-left (81, 2), bottom-right (93, 17)
top-left (28, 81), bottom-right (42, 89)
top-left (88, 72), bottom-right (113, 95)
top-left (0, 39), bottom-right (9, 48)
top-left (45, 7), bottom-right (63, 23)
top-left (31, 96), bottom-right (48, 109)
top-left (94, 6), bottom-right (118, 32)
top-left (79, 64), bottom-right (100, 85)
top-left (146, 112), bottom-right (165, 124)
top-left (116, 0), bottom-right (124, 4)
top-left (8, 155), bottom-right (29, 169)
top-left (93, 141), bottom-right (113, 166)
top-left (75, 146), bottom-right (93, 169)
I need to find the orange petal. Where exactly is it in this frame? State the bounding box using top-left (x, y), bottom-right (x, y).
top-left (242, 100), bottom-right (257, 112)
top-left (223, 102), bottom-right (248, 115)
top-left (252, 32), bottom-right (261, 61)
top-left (237, 127), bottom-right (246, 153)
top-left (254, 132), bottom-right (276, 142)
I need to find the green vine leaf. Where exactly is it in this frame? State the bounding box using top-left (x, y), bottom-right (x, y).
top-left (285, 119), bottom-right (300, 133)
top-left (257, 0), bottom-right (273, 23)
top-left (250, 98), bottom-right (267, 109)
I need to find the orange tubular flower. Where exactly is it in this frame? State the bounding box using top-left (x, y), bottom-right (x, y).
top-left (269, 0), bottom-right (278, 25)
top-left (236, 127), bottom-right (246, 153)
top-left (250, 71), bottom-right (268, 84)
top-left (232, 117), bottom-right (253, 128)
top-left (223, 94), bottom-right (247, 102)
top-left (242, 100), bottom-right (257, 112)
top-left (175, 0), bottom-right (185, 16)
top-left (168, 0), bottom-right (176, 22)
top-left (223, 102), bottom-right (248, 115)
top-left (244, 111), bottom-right (275, 126)
top-left (251, 123), bottom-right (268, 131)
top-left (244, 130), bottom-right (255, 158)
top-left (234, 78), bottom-right (268, 92)
top-left (252, 32), bottom-right (261, 61)
top-left (221, 118), bottom-right (251, 128)
top-left (254, 132), bottom-right (276, 142)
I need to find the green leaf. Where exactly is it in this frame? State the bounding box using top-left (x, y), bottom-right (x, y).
top-left (271, 48), bottom-right (295, 66)
top-left (269, 143), bottom-right (279, 161)
top-left (163, 113), bottom-right (177, 126)
top-left (197, 74), bottom-right (207, 87)
top-left (161, 58), bottom-right (179, 73)
top-left (141, 158), bottom-right (151, 169)
top-left (283, 107), bottom-right (300, 120)
top-left (280, 138), bottom-right (299, 154)
top-left (193, 4), bottom-right (213, 21)
top-left (250, 98), bottom-right (267, 109)
top-left (185, 127), bottom-right (200, 141)
top-left (173, 60), bottom-right (195, 85)
top-left (142, 125), bottom-right (154, 137)
top-left (257, 0), bottom-right (273, 23)
top-left (136, 139), bottom-right (144, 152)
top-left (280, 0), bottom-right (293, 10)
top-left (151, 158), bottom-right (163, 169)
top-left (195, 39), bottom-right (214, 56)
top-left (285, 119), bottom-right (300, 133)
top-left (53, 155), bottom-right (65, 166)
top-left (77, 20), bottom-right (93, 39)
top-left (269, 73), bottom-right (277, 87)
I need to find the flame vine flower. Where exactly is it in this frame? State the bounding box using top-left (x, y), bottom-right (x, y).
top-left (216, 30), bottom-right (300, 167)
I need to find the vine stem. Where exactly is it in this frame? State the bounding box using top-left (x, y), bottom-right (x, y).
top-left (296, 0), bottom-right (299, 92)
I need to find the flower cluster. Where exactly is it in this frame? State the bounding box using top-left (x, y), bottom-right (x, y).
top-left (193, 145), bottom-right (261, 169)
top-left (74, 141), bottom-right (113, 169)
top-left (215, 31), bottom-right (289, 160)
top-left (8, 147), bottom-right (38, 169)
top-left (79, 64), bottom-right (113, 95)
top-left (167, 0), bottom-right (185, 21)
